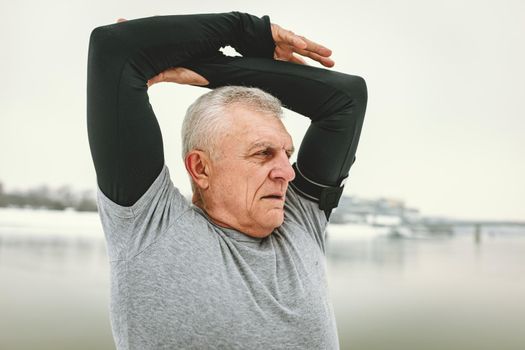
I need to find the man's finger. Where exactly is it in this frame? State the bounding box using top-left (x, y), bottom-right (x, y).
top-left (294, 47), bottom-right (335, 67)
top-left (298, 35), bottom-right (332, 57)
top-left (288, 34), bottom-right (307, 50)
top-left (274, 45), bottom-right (295, 61)
top-left (289, 54), bottom-right (308, 65)
top-left (117, 18), bottom-right (127, 23)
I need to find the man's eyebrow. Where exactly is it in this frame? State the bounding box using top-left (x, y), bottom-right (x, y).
top-left (248, 142), bottom-right (295, 154)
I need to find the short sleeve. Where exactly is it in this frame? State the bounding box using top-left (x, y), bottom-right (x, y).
top-left (96, 165), bottom-right (190, 261)
top-left (284, 185), bottom-right (329, 253)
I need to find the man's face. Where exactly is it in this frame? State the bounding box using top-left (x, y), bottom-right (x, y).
top-left (204, 104), bottom-right (295, 238)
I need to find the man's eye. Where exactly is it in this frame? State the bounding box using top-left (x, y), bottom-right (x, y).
top-left (256, 150), bottom-right (272, 157)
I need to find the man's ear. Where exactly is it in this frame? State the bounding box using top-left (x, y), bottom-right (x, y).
top-left (184, 150), bottom-right (211, 190)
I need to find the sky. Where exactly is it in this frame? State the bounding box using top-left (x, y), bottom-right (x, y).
top-left (1, 0), bottom-right (524, 221)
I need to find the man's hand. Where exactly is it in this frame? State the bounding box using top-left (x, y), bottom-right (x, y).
top-left (146, 67), bottom-right (209, 87)
top-left (271, 23), bottom-right (334, 68)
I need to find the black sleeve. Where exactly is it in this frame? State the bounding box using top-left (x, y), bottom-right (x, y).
top-left (183, 56), bottom-right (367, 216)
top-left (87, 13), bottom-right (275, 206)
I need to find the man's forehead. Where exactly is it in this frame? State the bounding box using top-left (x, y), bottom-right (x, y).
top-left (224, 105), bottom-right (293, 146)
top-left (243, 123), bottom-right (294, 148)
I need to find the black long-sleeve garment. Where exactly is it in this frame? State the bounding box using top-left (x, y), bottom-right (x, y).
top-left (87, 12), bottom-right (367, 215)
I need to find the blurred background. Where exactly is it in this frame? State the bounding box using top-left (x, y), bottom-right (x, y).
top-left (1, 0), bottom-right (524, 349)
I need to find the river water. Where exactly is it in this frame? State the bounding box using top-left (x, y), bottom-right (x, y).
top-left (1, 208), bottom-right (524, 350)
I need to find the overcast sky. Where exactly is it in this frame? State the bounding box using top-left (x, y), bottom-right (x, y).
top-left (1, 0), bottom-right (523, 221)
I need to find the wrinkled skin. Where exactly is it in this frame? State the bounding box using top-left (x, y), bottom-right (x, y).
top-left (186, 104), bottom-right (296, 237)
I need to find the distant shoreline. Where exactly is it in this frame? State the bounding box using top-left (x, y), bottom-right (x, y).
top-left (0, 182), bottom-right (97, 212)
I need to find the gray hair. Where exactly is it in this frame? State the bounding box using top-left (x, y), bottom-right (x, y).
top-left (181, 86), bottom-right (283, 161)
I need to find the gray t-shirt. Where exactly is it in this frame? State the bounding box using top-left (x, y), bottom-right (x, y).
top-left (97, 165), bottom-right (339, 349)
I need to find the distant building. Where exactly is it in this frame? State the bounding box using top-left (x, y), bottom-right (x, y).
top-left (330, 195), bottom-right (421, 225)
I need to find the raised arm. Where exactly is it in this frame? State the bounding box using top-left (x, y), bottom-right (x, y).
top-left (87, 12), bottom-right (366, 215)
top-left (87, 13), bottom-right (276, 206)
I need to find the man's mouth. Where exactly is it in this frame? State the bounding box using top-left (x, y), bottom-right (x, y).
top-left (261, 194), bottom-right (284, 200)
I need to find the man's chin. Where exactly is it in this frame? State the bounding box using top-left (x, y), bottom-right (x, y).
top-left (265, 210), bottom-right (285, 229)
top-left (241, 210), bottom-right (285, 238)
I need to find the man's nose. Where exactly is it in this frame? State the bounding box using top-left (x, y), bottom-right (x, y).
top-left (270, 151), bottom-right (296, 182)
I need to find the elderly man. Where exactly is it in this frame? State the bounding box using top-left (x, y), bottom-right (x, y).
top-left (88, 12), bottom-right (366, 350)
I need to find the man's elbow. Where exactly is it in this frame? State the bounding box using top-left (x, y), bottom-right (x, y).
top-left (340, 75), bottom-right (367, 113)
top-left (88, 24), bottom-right (126, 63)
top-left (89, 25), bottom-right (111, 51)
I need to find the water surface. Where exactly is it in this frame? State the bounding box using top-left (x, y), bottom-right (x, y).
top-left (1, 208), bottom-right (524, 349)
